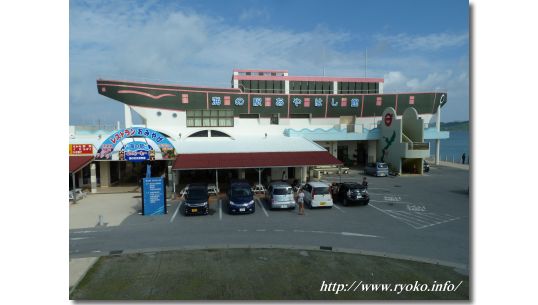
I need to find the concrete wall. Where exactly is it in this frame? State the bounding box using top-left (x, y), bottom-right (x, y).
top-left (402, 107), bottom-right (424, 143)
top-left (378, 107), bottom-right (405, 173)
top-left (99, 161), bottom-right (111, 187)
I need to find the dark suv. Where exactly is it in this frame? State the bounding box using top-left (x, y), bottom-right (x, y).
top-left (333, 182), bottom-right (369, 206)
top-left (184, 183), bottom-right (209, 216)
top-left (227, 181), bottom-right (255, 214)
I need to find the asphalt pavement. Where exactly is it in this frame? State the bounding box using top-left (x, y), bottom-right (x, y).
top-left (69, 163), bottom-right (470, 288)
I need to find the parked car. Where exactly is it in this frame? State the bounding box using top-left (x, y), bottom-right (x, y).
top-left (183, 183), bottom-right (209, 216)
top-left (333, 182), bottom-right (369, 206)
top-left (365, 162), bottom-right (389, 177)
top-left (251, 184), bottom-right (266, 194)
top-left (208, 184), bottom-right (219, 195)
top-left (301, 181), bottom-right (333, 208)
top-left (266, 182), bottom-right (296, 209)
top-left (423, 160), bottom-right (430, 172)
top-left (228, 181), bottom-right (255, 214)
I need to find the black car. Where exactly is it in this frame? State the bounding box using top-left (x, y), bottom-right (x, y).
top-left (184, 183), bottom-right (209, 216)
top-left (423, 160), bottom-right (430, 172)
top-left (333, 182), bottom-right (369, 206)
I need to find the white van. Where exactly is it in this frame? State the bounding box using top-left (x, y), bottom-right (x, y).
top-left (301, 181), bottom-right (333, 208)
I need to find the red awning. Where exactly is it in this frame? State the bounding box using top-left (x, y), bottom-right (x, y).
top-left (172, 151), bottom-right (342, 170)
top-left (69, 156), bottom-right (94, 174)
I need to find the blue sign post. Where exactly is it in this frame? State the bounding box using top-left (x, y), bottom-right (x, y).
top-left (142, 177), bottom-right (167, 215)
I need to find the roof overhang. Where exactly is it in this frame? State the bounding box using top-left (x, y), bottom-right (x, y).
top-left (172, 151), bottom-right (342, 170)
top-left (69, 156), bottom-right (94, 174)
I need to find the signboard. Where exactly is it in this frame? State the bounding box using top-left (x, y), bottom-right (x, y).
top-left (120, 141), bottom-right (153, 162)
top-left (384, 113), bottom-right (393, 127)
top-left (142, 177), bottom-right (167, 216)
top-left (69, 144), bottom-right (93, 155)
top-left (95, 127), bottom-right (176, 161)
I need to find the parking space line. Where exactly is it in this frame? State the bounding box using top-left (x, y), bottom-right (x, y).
top-left (219, 199), bottom-right (222, 220)
top-left (169, 201), bottom-right (181, 223)
top-left (256, 198), bottom-right (269, 217)
top-left (370, 199), bottom-right (413, 205)
top-left (333, 204), bottom-right (345, 213)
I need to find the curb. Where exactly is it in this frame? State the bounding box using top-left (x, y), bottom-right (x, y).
top-left (69, 257), bottom-right (99, 296)
top-left (70, 243), bottom-right (468, 273)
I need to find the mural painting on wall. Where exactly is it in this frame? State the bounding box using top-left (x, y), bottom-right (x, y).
top-left (96, 128), bottom-right (176, 161)
top-left (380, 131), bottom-right (396, 163)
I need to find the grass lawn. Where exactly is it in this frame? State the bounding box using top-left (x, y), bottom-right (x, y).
top-left (70, 248), bottom-right (469, 300)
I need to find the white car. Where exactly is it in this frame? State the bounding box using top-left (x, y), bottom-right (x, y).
top-left (208, 184), bottom-right (219, 195)
top-left (251, 184), bottom-right (266, 194)
top-left (301, 181), bottom-right (333, 208)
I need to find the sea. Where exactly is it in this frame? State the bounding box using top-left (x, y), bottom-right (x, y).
top-left (427, 130), bottom-right (470, 162)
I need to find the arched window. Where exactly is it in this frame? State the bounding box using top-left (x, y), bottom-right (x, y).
top-left (188, 130), bottom-right (209, 137)
top-left (210, 130), bottom-right (231, 137)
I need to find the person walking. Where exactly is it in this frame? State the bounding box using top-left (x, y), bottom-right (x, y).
top-left (461, 153), bottom-right (466, 164)
top-left (297, 188), bottom-right (305, 215)
top-left (362, 177), bottom-right (368, 189)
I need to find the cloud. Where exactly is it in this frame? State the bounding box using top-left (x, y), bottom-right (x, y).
top-left (69, 2), bottom-right (468, 124)
top-left (375, 32), bottom-right (468, 51)
top-left (239, 7), bottom-right (270, 22)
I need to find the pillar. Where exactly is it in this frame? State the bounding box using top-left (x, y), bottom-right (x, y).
top-left (367, 140), bottom-right (377, 163)
top-left (238, 169), bottom-right (245, 180)
top-left (302, 166), bottom-right (307, 183)
top-left (71, 173), bottom-right (77, 204)
top-left (99, 161), bottom-right (111, 187)
top-left (435, 139), bottom-right (440, 165)
top-left (333, 81), bottom-right (338, 94)
top-left (124, 105), bottom-right (133, 128)
top-left (435, 104), bottom-right (441, 165)
top-left (284, 80), bottom-right (290, 94)
top-left (167, 165), bottom-right (173, 197)
top-left (90, 163), bottom-right (97, 193)
top-left (78, 171), bottom-right (83, 188)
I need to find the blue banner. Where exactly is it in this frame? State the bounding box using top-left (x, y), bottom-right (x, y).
top-left (142, 177), bottom-right (166, 215)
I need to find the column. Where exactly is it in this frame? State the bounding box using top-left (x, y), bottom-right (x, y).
top-left (90, 163), bottom-right (97, 193)
top-left (302, 166), bottom-right (308, 183)
top-left (367, 140), bottom-right (377, 163)
top-left (124, 105), bottom-right (133, 128)
top-left (378, 82), bottom-right (384, 94)
top-left (167, 165), bottom-right (173, 198)
top-left (100, 161), bottom-right (111, 188)
top-left (435, 139), bottom-right (440, 165)
top-left (78, 171), bottom-right (83, 188)
top-left (284, 80), bottom-right (290, 94)
top-left (333, 81), bottom-right (338, 94)
top-left (435, 105), bottom-right (441, 165)
top-left (238, 169), bottom-right (245, 180)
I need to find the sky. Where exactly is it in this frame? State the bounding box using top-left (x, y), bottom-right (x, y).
top-left (69, 0), bottom-right (469, 125)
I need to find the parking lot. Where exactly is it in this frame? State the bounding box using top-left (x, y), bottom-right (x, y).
top-left (69, 164), bottom-right (469, 267)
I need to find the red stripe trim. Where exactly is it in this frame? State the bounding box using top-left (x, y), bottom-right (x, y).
top-left (118, 90), bottom-right (175, 100)
top-left (233, 75), bottom-right (384, 83)
top-left (98, 79), bottom-right (241, 92)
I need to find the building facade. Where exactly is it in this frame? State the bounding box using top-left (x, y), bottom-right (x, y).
top-left (69, 69), bottom-right (449, 192)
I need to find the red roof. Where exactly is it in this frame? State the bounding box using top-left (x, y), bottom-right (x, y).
top-left (173, 151), bottom-right (343, 170)
top-left (69, 156), bottom-right (94, 174)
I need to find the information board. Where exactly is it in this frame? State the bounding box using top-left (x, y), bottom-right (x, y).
top-left (142, 177), bottom-right (167, 215)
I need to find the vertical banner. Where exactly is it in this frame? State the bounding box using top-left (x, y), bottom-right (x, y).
top-left (141, 177), bottom-right (167, 215)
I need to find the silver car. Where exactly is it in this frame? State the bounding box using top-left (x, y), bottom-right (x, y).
top-left (266, 182), bottom-right (296, 209)
top-left (365, 162), bottom-right (389, 177)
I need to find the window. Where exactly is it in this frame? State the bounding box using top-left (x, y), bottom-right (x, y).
top-left (290, 113), bottom-right (311, 119)
top-left (156, 111), bottom-right (162, 116)
top-left (188, 130), bottom-right (209, 137)
top-left (270, 113), bottom-right (279, 125)
top-left (239, 113), bottom-right (260, 119)
top-left (186, 109), bottom-right (233, 127)
top-left (172, 113), bottom-right (178, 118)
top-left (210, 130), bottom-right (231, 137)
